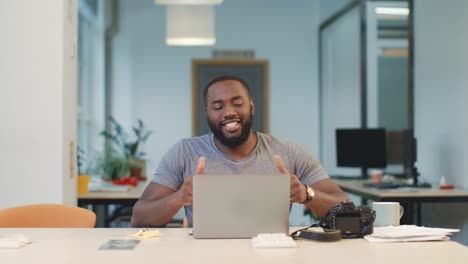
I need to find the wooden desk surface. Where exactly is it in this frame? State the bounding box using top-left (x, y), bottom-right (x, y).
top-left (77, 181), bottom-right (149, 201)
top-left (335, 179), bottom-right (468, 202)
top-left (77, 181), bottom-right (151, 227)
top-left (0, 228), bottom-right (466, 264)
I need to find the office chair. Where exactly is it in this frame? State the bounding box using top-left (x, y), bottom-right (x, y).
top-left (0, 204), bottom-right (96, 228)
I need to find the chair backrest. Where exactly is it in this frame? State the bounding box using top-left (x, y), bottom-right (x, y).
top-left (0, 204), bottom-right (96, 228)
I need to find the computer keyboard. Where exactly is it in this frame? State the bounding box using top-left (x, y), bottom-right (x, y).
top-left (364, 182), bottom-right (404, 189)
top-left (364, 182), bottom-right (432, 189)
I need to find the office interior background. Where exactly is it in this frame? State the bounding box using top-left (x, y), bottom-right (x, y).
top-left (1, 0), bottom-right (467, 245)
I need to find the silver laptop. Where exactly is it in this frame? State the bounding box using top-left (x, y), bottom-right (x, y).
top-left (193, 174), bottom-right (290, 239)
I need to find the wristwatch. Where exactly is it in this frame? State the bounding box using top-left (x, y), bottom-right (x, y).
top-left (302, 185), bottom-right (315, 204)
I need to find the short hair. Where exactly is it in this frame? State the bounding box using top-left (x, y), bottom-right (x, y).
top-left (203, 75), bottom-right (252, 105)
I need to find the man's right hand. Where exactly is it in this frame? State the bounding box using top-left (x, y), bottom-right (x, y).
top-left (175, 156), bottom-right (205, 206)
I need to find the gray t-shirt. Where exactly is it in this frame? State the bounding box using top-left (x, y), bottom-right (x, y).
top-left (152, 132), bottom-right (329, 226)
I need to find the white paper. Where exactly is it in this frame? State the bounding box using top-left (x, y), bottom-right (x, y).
top-left (365, 235), bottom-right (450, 243)
top-left (364, 225), bottom-right (459, 243)
top-left (0, 234), bottom-right (31, 249)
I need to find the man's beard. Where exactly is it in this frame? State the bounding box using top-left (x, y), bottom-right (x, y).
top-left (208, 112), bottom-right (253, 148)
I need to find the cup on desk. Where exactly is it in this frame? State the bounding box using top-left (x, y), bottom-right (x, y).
top-left (77, 175), bottom-right (90, 194)
top-left (371, 170), bottom-right (383, 183)
top-left (372, 202), bottom-right (404, 227)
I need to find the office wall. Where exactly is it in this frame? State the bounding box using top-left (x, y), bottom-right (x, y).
top-left (112, 0), bottom-right (320, 166)
top-left (414, 0), bottom-right (468, 245)
top-left (110, 0), bottom-right (319, 225)
top-left (0, 1), bottom-right (78, 208)
top-left (319, 0), bottom-right (354, 23)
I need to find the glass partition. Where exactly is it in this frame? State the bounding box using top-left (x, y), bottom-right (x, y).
top-left (320, 0), bottom-right (411, 178)
top-left (319, 2), bottom-right (362, 177)
top-left (366, 1), bottom-right (410, 176)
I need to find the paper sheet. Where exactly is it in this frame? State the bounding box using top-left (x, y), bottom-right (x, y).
top-left (365, 225), bottom-right (459, 243)
top-left (0, 234), bottom-right (31, 249)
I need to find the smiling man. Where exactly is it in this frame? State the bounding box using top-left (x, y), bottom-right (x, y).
top-left (131, 75), bottom-right (349, 227)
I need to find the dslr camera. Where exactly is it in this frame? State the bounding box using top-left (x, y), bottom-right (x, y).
top-left (320, 201), bottom-right (375, 238)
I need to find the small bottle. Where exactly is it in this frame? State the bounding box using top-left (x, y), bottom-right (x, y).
top-left (439, 176), bottom-right (455, 190)
top-left (439, 176), bottom-right (446, 186)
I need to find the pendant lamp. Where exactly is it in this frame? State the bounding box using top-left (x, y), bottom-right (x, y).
top-left (166, 5), bottom-right (215, 46)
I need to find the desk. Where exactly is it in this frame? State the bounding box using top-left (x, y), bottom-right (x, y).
top-left (335, 179), bottom-right (468, 225)
top-left (0, 228), bottom-right (466, 264)
top-left (78, 182), bottom-right (148, 227)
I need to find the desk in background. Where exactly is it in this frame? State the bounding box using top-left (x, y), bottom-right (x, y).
top-left (0, 228), bottom-right (466, 264)
top-left (335, 179), bottom-right (468, 225)
top-left (78, 181), bottom-right (148, 227)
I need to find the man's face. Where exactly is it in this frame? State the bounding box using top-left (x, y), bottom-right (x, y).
top-left (205, 80), bottom-right (254, 148)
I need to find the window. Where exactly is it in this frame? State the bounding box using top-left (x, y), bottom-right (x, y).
top-left (77, 0), bottom-right (106, 171)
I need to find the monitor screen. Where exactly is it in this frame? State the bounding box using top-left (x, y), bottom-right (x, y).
top-left (336, 128), bottom-right (387, 169)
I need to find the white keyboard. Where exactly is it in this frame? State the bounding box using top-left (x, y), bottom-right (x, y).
top-left (251, 233), bottom-right (297, 248)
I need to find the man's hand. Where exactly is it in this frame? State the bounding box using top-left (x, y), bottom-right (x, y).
top-left (175, 156), bottom-right (205, 206)
top-left (274, 155), bottom-right (307, 204)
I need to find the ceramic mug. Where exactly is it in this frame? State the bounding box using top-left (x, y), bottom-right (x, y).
top-left (372, 202), bottom-right (404, 227)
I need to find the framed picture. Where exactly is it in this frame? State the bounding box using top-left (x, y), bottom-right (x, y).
top-left (192, 60), bottom-right (269, 136)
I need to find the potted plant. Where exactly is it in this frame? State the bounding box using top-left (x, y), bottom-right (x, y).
top-left (97, 147), bottom-right (131, 181)
top-left (100, 117), bottom-right (152, 180)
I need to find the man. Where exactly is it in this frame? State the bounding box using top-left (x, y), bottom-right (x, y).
top-left (131, 75), bottom-right (349, 227)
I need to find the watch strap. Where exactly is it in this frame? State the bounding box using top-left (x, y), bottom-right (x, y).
top-left (301, 185), bottom-right (314, 204)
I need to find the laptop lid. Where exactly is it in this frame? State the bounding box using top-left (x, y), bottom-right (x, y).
top-left (193, 174), bottom-right (290, 239)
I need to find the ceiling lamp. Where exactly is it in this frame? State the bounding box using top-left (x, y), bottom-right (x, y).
top-left (166, 5), bottom-right (216, 46)
top-left (155, 0), bottom-right (223, 4)
top-left (375, 7), bottom-right (410, 16)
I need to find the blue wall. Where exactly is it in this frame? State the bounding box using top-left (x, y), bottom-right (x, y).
top-left (111, 0), bottom-right (321, 225)
top-left (415, 0), bottom-right (468, 245)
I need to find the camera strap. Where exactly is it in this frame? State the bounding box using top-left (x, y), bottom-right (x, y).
top-left (290, 225), bottom-right (342, 242)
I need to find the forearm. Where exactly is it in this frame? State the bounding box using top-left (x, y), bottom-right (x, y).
top-left (304, 189), bottom-right (349, 218)
top-left (131, 193), bottom-right (184, 227)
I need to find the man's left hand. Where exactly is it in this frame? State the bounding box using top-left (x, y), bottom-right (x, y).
top-left (274, 155), bottom-right (307, 204)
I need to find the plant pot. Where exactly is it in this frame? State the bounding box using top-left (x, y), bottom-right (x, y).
top-left (130, 167), bottom-right (142, 178)
top-left (130, 159), bottom-right (147, 181)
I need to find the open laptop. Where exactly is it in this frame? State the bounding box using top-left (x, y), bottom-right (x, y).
top-left (192, 174), bottom-right (290, 239)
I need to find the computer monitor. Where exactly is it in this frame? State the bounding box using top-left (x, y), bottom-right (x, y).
top-left (336, 128), bottom-right (387, 178)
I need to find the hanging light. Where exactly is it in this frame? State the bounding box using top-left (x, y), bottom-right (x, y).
top-left (166, 5), bottom-right (215, 46)
top-left (155, 0), bottom-right (223, 4)
top-left (375, 7), bottom-right (409, 16)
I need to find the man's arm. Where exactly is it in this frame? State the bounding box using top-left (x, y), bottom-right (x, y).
top-left (131, 182), bottom-right (186, 227)
top-left (131, 157), bottom-right (205, 227)
top-left (305, 178), bottom-right (349, 218)
top-left (274, 155), bottom-right (349, 218)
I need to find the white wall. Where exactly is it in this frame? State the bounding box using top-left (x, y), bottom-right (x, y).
top-left (414, 0), bottom-right (468, 245)
top-left (0, 0), bottom-right (78, 208)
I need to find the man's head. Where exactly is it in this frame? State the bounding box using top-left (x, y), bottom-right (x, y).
top-left (204, 75), bottom-right (254, 148)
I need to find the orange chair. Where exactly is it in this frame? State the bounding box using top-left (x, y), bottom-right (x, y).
top-left (0, 204), bottom-right (96, 228)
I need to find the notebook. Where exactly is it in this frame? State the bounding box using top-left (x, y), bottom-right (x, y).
top-left (192, 174), bottom-right (290, 239)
